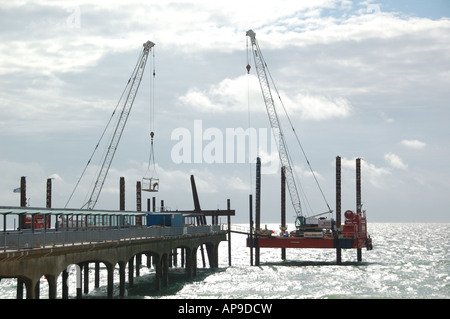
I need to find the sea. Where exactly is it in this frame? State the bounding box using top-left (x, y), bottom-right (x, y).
top-left (0, 223), bottom-right (448, 303)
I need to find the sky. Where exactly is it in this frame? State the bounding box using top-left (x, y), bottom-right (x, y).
top-left (1, 0), bottom-right (449, 224)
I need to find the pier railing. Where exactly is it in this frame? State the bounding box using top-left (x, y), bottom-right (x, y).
top-left (1, 225), bottom-right (221, 252)
top-left (221, 224), bottom-right (252, 235)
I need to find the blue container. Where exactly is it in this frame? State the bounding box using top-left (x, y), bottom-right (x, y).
top-left (147, 213), bottom-right (183, 227)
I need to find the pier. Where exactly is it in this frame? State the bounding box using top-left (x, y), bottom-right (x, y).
top-left (0, 176), bottom-right (235, 299)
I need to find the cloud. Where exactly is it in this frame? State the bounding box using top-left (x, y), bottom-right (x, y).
top-left (1, 1), bottom-right (449, 223)
top-left (384, 152), bottom-right (408, 170)
top-left (341, 157), bottom-right (391, 189)
top-left (290, 93), bottom-right (351, 120)
top-left (178, 75), bottom-right (264, 114)
top-left (380, 111), bottom-right (394, 123)
top-left (401, 139), bottom-right (426, 150)
top-left (178, 75), bottom-right (351, 120)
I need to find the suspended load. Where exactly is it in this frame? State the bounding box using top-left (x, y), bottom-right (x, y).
top-left (142, 131), bottom-right (159, 192)
top-left (142, 176), bottom-right (159, 192)
top-left (142, 44), bottom-right (159, 193)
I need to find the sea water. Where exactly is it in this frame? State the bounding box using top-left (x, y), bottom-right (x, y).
top-left (0, 223), bottom-right (448, 299)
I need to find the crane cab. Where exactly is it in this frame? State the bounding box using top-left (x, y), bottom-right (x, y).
top-left (142, 177), bottom-right (159, 192)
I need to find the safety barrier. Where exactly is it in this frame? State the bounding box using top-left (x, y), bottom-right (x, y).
top-left (1, 225), bottom-right (221, 252)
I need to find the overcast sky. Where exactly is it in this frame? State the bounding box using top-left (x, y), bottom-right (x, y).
top-left (1, 0), bottom-right (449, 223)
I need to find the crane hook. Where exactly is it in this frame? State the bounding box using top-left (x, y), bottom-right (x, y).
top-left (246, 64), bottom-right (251, 74)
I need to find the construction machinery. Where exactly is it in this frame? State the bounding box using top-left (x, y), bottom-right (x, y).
top-left (66, 41), bottom-right (155, 210)
top-left (246, 29), bottom-right (332, 231)
top-left (245, 31), bottom-right (372, 262)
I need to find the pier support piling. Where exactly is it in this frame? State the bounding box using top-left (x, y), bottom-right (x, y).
top-left (47, 275), bottom-right (57, 299)
top-left (107, 263), bottom-right (114, 299)
top-left (128, 257), bottom-right (134, 288)
top-left (281, 166), bottom-right (286, 260)
top-left (62, 269), bottom-right (68, 299)
top-left (119, 261), bottom-right (126, 297)
top-left (227, 199), bottom-right (232, 266)
top-left (120, 177), bottom-right (125, 211)
top-left (356, 158), bottom-right (362, 262)
top-left (249, 195), bottom-right (253, 266)
top-left (83, 262), bottom-right (89, 295)
top-left (255, 157), bottom-right (261, 266)
top-left (336, 156), bottom-right (342, 265)
top-left (95, 262), bottom-right (100, 288)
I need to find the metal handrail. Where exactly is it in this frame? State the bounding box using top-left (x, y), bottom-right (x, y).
top-left (1, 225), bottom-right (221, 252)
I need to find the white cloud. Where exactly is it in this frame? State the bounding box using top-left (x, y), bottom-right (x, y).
top-left (290, 93), bottom-right (351, 120)
top-left (178, 75), bottom-right (262, 114)
top-left (384, 152), bottom-right (408, 171)
top-left (341, 157), bottom-right (391, 189)
top-left (380, 111), bottom-right (394, 123)
top-left (178, 75), bottom-right (351, 120)
top-left (1, 1), bottom-right (450, 223)
top-left (401, 139), bottom-right (426, 150)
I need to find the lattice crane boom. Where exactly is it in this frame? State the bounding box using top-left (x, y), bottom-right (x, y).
top-left (85, 40), bottom-right (155, 209)
top-left (246, 30), bottom-right (303, 218)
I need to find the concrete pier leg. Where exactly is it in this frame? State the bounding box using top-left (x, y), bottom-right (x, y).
top-left (200, 244), bottom-right (206, 267)
top-left (136, 254), bottom-right (141, 277)
top-left (181, 248), bottom-right (185, 268)
top-left (186, 249), bottom-right (192, 278)
top-left (35, 279), bottom-right (40, 299)
top-left (76, 269), bottom-right (82, 299)
top-left (162, 255), bottom-right (169, 287)
top-left (128, 257), bottom-right (134, 288)
top-left (62, 270), bottom-right (69, 299)
top-left (17, 278), bottom-right (24, 299)
top-left (173, 249), bottom-right (178, 267)
top-left (83, 262), bottom-right (89, 294)
top-left (154, 255), bottom-right (161, 291)
top-left (119, 262), bottom-right (126, 297)
top-left (25, 279), bottom-right (35, 299)
top-left (192, 249), bottom-right (197, 277)
top-left (207, 243), bottom-right (219, 269)
top-left (107, 264), bottom-right (114, 299)
top-left (95, 262), bottom-right (100, 288)
top-left (47, 275), bottom-right (57, 299)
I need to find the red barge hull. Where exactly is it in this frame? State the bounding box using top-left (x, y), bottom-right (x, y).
top-left (247, 236), bottom-right (368, 249)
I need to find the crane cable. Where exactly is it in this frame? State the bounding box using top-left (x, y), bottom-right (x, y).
top-left (65, 48), bottom-right (145, 208)
top-left (146, 46), bottom-right (157, 178)
top-left (249, 43), bottom-right (332, 215)
top-left (65, 61), bottom-right (141, 208)
top-left (265, 64), bottom-right (332, 214)
top-left (246, 37), bottom-right (254, 196)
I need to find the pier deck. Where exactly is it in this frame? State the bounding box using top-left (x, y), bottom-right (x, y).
top-left (0, 206), bottom-right (228, 299)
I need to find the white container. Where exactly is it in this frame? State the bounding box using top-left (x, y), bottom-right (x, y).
top-left (305, 217), bottom-right (318, 225)
top-left (318, 219), bottom-right (332, 229)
